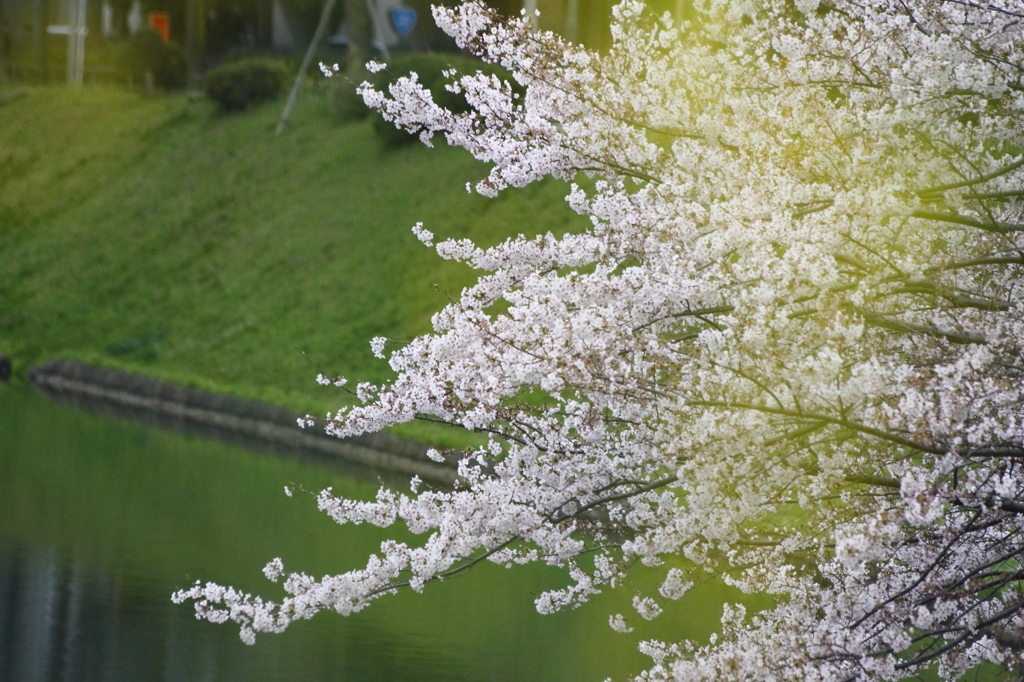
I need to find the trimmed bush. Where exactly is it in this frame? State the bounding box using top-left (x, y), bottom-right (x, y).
top-left (330, 80), bottom-right (371, 123)
top-left (119, 29), bottom-right (187, 90)
top-left (203, 58), bottom-right (289, 111)
top-left (370, 52), bottom-right (518, 147)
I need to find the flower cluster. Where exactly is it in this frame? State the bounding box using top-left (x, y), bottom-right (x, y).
top-left (176, 1), bottom-right (1024, 678)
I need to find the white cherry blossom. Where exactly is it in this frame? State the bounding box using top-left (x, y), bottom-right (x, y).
top-left (176, 1), bottom-right (1024, 678)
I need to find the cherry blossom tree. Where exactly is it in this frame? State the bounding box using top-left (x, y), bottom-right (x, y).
top-left (174, 0), bottom-right (1024, 678)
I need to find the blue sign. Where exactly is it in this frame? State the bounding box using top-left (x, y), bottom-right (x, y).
top-left (391, 7), bottom-right (417, 37)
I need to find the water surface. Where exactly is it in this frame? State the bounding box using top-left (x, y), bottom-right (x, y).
top-left (0, 387), bottom-right (740, 681)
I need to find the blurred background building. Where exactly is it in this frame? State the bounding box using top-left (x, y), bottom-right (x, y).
top-left (0, 1), bottom-right (699, 86)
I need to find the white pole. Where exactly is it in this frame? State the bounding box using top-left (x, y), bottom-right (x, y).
top-left (565, 0), bottom-right (578, 42)
top-left (523, 0), bottom-right (538, 29)
top-left (275, 0), bottom-right (338, 135)
top-left (65, 0), bottom-right (76, 84)
top-left (364, 0), bottom-right (390, 61)
top-left (47, 1), bottom-right (87, 85)
top-left (74, 0), bottom-right (86, 85)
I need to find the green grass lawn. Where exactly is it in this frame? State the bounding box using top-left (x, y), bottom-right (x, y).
top-left (0, 84), bottom-right (585, 444)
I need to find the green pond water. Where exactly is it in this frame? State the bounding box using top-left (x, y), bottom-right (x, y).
top-left (0, 386), bottom-right (744, 681)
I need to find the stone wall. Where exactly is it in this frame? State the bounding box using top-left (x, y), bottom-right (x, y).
top-left (27, 360), bottom-right (457, 486)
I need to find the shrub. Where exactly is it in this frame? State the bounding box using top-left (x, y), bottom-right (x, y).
top-left (203, 58), bottom-right (288, 111)
top-left (119, 29), bottom-right (187, 90)
top-left (370, 52), bottom-right (516, 146)
top-left (330, 80), bottom-right (370, 123)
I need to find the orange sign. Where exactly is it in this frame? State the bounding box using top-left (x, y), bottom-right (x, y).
top-left (148, 12), bottom-right (170, 43)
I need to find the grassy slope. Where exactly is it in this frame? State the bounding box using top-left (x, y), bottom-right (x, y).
top-left (0, 85), bottom-right (585, 444)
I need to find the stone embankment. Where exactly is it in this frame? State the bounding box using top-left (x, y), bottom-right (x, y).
top-left (27, 360), bottom-right (457, 486)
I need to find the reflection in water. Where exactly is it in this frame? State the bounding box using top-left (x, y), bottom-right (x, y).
top-left (0, 388), bottom-right (743, 681)
top-left (0, 544), bottom-right (210, 682)
top-left (0, 545), bottom-right (56, 682)
top-left (0, 542), bottom-right (485, 682)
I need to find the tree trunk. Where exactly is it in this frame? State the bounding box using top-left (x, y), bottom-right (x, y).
top-left (345, 0), bottom-right (370, 82)
top-left (184, 0), bottom-right (205, 87)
